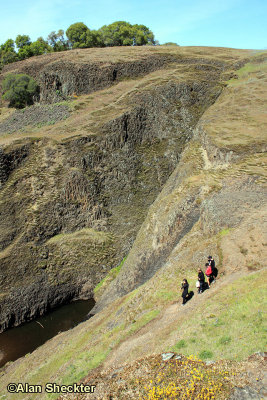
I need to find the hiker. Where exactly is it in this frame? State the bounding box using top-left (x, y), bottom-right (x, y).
top-left (197, 268), bottom-right (205, 293)
top-left (208, 255), bottom-right (217, 281)
top-left (205, 262), bottom-right (212, 287)
top-left (181, 279), bottom-right (189, 305)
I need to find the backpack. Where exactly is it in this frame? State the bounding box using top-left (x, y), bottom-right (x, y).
top-left (206, 265), bottom-right (212, 276)
top-left (209, 259), bottom-right (218, 277)
top-left (209, 259), bottom-right (215, 269)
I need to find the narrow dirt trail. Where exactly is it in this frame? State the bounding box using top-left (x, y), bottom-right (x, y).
top-left (104, 269), bottom-right (259, 368)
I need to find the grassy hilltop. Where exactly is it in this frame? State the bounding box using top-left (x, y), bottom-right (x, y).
top-left (0, 46), bottom-right (266, 399)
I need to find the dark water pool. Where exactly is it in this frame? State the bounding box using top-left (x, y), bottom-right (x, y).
top-left (0, 298), bottom-right (95, 368)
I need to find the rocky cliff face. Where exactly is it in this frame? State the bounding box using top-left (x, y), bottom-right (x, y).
top-left (92, 51), bottom-right (267, 313)
top-left (0, 46), bottom-right (250, 331)
top-left (0, 47), bottom-right (266, 400)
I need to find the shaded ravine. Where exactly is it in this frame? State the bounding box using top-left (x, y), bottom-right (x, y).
top-left (0, 298), bottom-right (95, 368)
top-left (0, 77), bottom-right (222, 332)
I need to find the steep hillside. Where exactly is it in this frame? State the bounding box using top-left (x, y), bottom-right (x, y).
top-left (0, 46), bottom-right (248, 332)
top-left (93, 51), bottom-right (267, 312)
top-left (0, 47), bottom-right (266, 400)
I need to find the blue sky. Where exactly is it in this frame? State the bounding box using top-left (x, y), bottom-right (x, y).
top-left (0, 0), bottom-right (266, 49)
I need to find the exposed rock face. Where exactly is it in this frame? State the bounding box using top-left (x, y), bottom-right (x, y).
top-left (91, 50), bottom-right (267, 313)
top-left (39, 55), bottom-right (173, 103)
top-left (93, 125), bottom-right (267, 311)
top-left (0, 143), bottom-right (30, 187)
top-left (1, 46), bottom-right (242, 104)
top-left (1, 52), bottom-right (173, 103)
top-left (229, 386), bottom-right (262, 400)
top-left (0, 47), bottom-right (250, 331)
top-left (0, 104), bottom-right (70, 134)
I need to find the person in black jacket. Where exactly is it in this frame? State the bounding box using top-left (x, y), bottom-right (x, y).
top-left (208, 256), bottom-right (217, 283)
top-left (208, 256), bottom-right (215, 267)
top-left (197, 268), bottom-right (205, 293)
top-left (181, 279), bottom-right (189, 305)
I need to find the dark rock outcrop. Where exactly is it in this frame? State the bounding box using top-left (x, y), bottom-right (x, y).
top-left (0, 48), bottom-right (242, 331)
top-left (0, 143), bottom-right (31, 187)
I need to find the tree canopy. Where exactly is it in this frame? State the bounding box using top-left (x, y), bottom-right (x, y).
top-left (15, 35), bottom-right (31, 49)
top-left (68, 21), bottom-right (156, 48)
top-left (66, 23), bottom-right (89, 48)
top-left (0, 21), bottom-right (157, 70)
top-left (2, 73), bottom-right (39, 108)
top-left (47, 30), bottom-right (68, 51)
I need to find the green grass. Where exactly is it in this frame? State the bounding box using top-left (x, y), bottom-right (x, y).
top-left (43, 309), bottom-right (160, 399)
top-left (174, 339), bottom-right (187, 350)
top-left (1, 263), bottom-right (266, 400)
top-left (128, 309), bottom-right (160, 335)
top-left (227, 56), bottom-right (267, 86)
top-left (47, 228), bottom-right (112, 244)
top-left (198, 350), bottom-right (213, 360)
top-left (171, 269), bottom-right (267, 361)
top-left (218, 335), bottom-right (231, 345)
top-left (154, 289), bottom-right (177, 302)
top-left (0, 286), bottom-right (160, 400)
top-left (219, 228), bottom-right (231, 237)
top-left (94, 256), bottom-right (127, 298)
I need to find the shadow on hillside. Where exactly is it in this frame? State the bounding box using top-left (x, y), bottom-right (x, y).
top-left (185, 291), bottom-right (194, 304)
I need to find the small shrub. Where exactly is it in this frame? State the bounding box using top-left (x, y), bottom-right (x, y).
top-left (219, 336), bottom-right (232, 345)
top-left (199, 350), bottom-right (213, 359)
top-left (208, 314), bottom-right (216, 318)
top-left (163, 42), bottom-right (179, 46)
top-left (247, 262), bottom-right (260, 271)
top-left (174, 339), bottom-right (186, 349)
top-left (219, 228), bottom-right (230, 237)
top-left (2, 73), bottom-right (39, 108)
top-left (239, 246), bottom-right (248, 255)
top-left (47, 120), bottom-right (56, 125)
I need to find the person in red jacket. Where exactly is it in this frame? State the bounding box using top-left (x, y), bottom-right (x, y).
top-left (205, 262), bottom-right (212, 287)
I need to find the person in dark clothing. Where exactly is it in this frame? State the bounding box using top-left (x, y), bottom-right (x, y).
top-left (208, 256), bottom-right (215, 271)
top-left (181, 279), bottom-right (189, 305)
top-left (197, 268), bottom-right (205, 293)
top-left (208, 256), bottom-right (217, 281)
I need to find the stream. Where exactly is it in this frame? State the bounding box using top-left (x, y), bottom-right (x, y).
top-left (0, 298), bottom-right (95, 368)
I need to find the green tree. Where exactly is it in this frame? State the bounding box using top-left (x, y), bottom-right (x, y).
top-left (0, 39), bottom-right (17, 68)
top-left (1, 39), bottom-right (16, 52)
top-left (47, 31), bottom-right (57, 47)
top-left (30, 37), bottom-right (51, 56)
top-left (47, 30), bottom-right (68, 51)
top-left (163, 42), bottom-right (179, 46)
top-left (15, 35), bottom-right (31, 49)
top-left (86, 30), bottom-right (104, 48)
top-left (17, 45), bottom-right (33, 60)
top-left (98, 21), bottom-right (155, 47)
top-left (132, 24), bottom-right (155, 45)
top-left (17, 37), bottom-right (51, 59)
top-left (2, 73), bottom-right (39, 108)
top-left (66, 22), bottom-right (89, 48)
top-left (55, 29), bottom-right (69, 51)
top-left (99, 21), bottom-right (132, 46)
